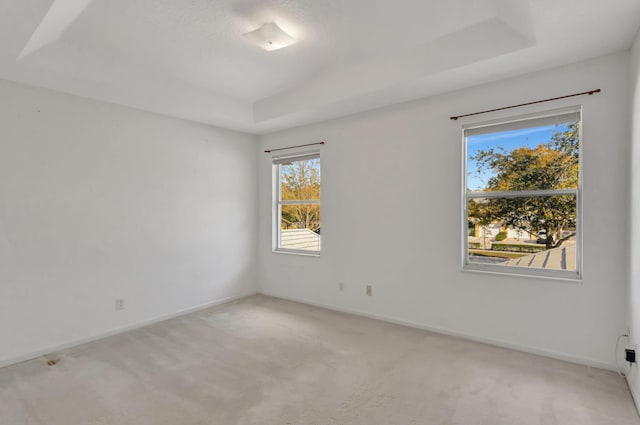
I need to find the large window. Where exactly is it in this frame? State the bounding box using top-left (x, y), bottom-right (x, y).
top-left (273, 152), bottom-right (321, 255)
top-left (463, 108), bottom-right (581, 279)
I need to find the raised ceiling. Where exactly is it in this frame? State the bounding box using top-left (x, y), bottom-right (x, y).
top-left (1, 0), bottom-right (639, 134)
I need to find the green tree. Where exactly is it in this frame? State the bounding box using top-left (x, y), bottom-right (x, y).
top-left (280, 159), bottom-right (321, 232)
top-left (470, 124), bottom-right (579, 248)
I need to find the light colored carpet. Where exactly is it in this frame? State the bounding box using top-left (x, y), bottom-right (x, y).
top-left (0, 295), bottom-right (637, 425)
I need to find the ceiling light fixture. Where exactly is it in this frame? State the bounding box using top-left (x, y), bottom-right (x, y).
top-left (243, 22), bottom-right (297, 51)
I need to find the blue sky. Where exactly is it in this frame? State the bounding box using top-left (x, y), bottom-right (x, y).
top-left (466, 124), bottom-right (569, 191)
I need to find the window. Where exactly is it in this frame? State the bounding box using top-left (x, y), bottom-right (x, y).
top-left (273, 152), bottom-right (321, 255)
top-left (463, 108), bottom-right (581, 279)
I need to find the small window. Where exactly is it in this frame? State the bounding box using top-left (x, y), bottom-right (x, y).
top-left (273, 152), bottom-right (321, 255)
top-left (463, 108), bottom-right (581, 279)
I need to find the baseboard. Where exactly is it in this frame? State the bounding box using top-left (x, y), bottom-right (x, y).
top-left (627, 375), bottom-right (640, 417)
top-left (2, 289), bottom-right (616, 373)
top-left (0, 290), bottom-right (257, 369)
top-left (259, 290), bottom-right (616, 372)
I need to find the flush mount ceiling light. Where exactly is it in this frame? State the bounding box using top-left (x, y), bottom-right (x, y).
top-left (243, 22), bottom-right (297, 51)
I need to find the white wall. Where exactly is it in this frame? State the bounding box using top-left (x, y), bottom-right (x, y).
top-left (627, 29), bottom-right (640, 405)
top-left (258, 52), bottom-right (630, 369)
top-left (0, 80), bottom-right (258, 367)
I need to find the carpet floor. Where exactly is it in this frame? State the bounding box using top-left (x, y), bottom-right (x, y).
top-left (0, 295), bottom-right (638, 425)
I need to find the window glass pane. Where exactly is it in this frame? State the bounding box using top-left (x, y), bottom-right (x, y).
top-left (280, 158), bottom-right (321, 201)
top-left (466, 122), bottom-right (579, 192)
top-left (467, 194), bottom-right (577, 271)
top-left (280, 204), bottom-right (321, 252)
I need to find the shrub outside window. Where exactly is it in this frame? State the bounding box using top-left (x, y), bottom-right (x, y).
top-left (463, 108), bottom-right (582, 280)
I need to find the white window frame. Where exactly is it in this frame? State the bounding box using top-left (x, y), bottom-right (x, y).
top-left (461, 106), bottom-right (583, 281)
top-left (272, 150), bottom-right (321, 256)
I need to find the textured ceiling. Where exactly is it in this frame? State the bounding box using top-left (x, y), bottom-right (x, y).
top-left (0, 0), bottom-right (639, 134)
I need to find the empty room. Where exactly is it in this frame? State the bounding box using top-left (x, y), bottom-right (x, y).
top-left (3, 0), bottom-right (640, 424)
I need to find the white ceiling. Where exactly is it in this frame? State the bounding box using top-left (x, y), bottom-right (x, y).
top-left (0, 0), bottom-right (639, 134)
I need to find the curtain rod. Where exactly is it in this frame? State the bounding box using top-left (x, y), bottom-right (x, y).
top-left (450, 89), bottom-right (601, 121)
top-left (264, 141), bottom-right (325, 153)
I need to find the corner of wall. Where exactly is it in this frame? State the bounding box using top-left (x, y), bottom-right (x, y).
top-left (626, 26), bottom-right (640, 416)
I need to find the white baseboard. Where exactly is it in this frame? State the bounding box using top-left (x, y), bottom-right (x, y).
top-left (259, 290), bottom-right (616, 372)
top-left (627, 375), bottom-right (640, 417)
top-left (0, 291), bottom-right (257, 369)
top-left (2, 289), bottom-right (616, 373)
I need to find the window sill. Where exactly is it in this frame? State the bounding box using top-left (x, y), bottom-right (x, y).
top-left (462, 263), bottom-right (582, 283)
top-left (273, 249), bottom-right (321, 258)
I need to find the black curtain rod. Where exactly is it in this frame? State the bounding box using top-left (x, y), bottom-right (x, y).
top-left (264, 141), bottom-right (325, 153)
top-left (450, 89), bottom-right (601, 121)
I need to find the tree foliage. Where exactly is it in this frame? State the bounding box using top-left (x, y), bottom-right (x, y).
top-left (280, 159), bottom-right (321, 232)
top-left (468, 124), bottom-right (579, 248)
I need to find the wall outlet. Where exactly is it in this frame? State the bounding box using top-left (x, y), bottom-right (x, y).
top-left (366, 285), bottom-right (372, 296)
top-left (115, 298), bottom-right (124, 311)
top-left (626, 349), bottom-right (636, 364)
top-left (339, 282), bottom-right (344, 291)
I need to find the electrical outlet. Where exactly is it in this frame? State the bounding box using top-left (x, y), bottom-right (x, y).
top-left (115, 298), bottom-right (124, 311)
top-left (339, 282), bottom-right (344, 291)
top-left (366, 285), bottom-right (372, 296)
top-left (626, 349), bottom-right (637, 364)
